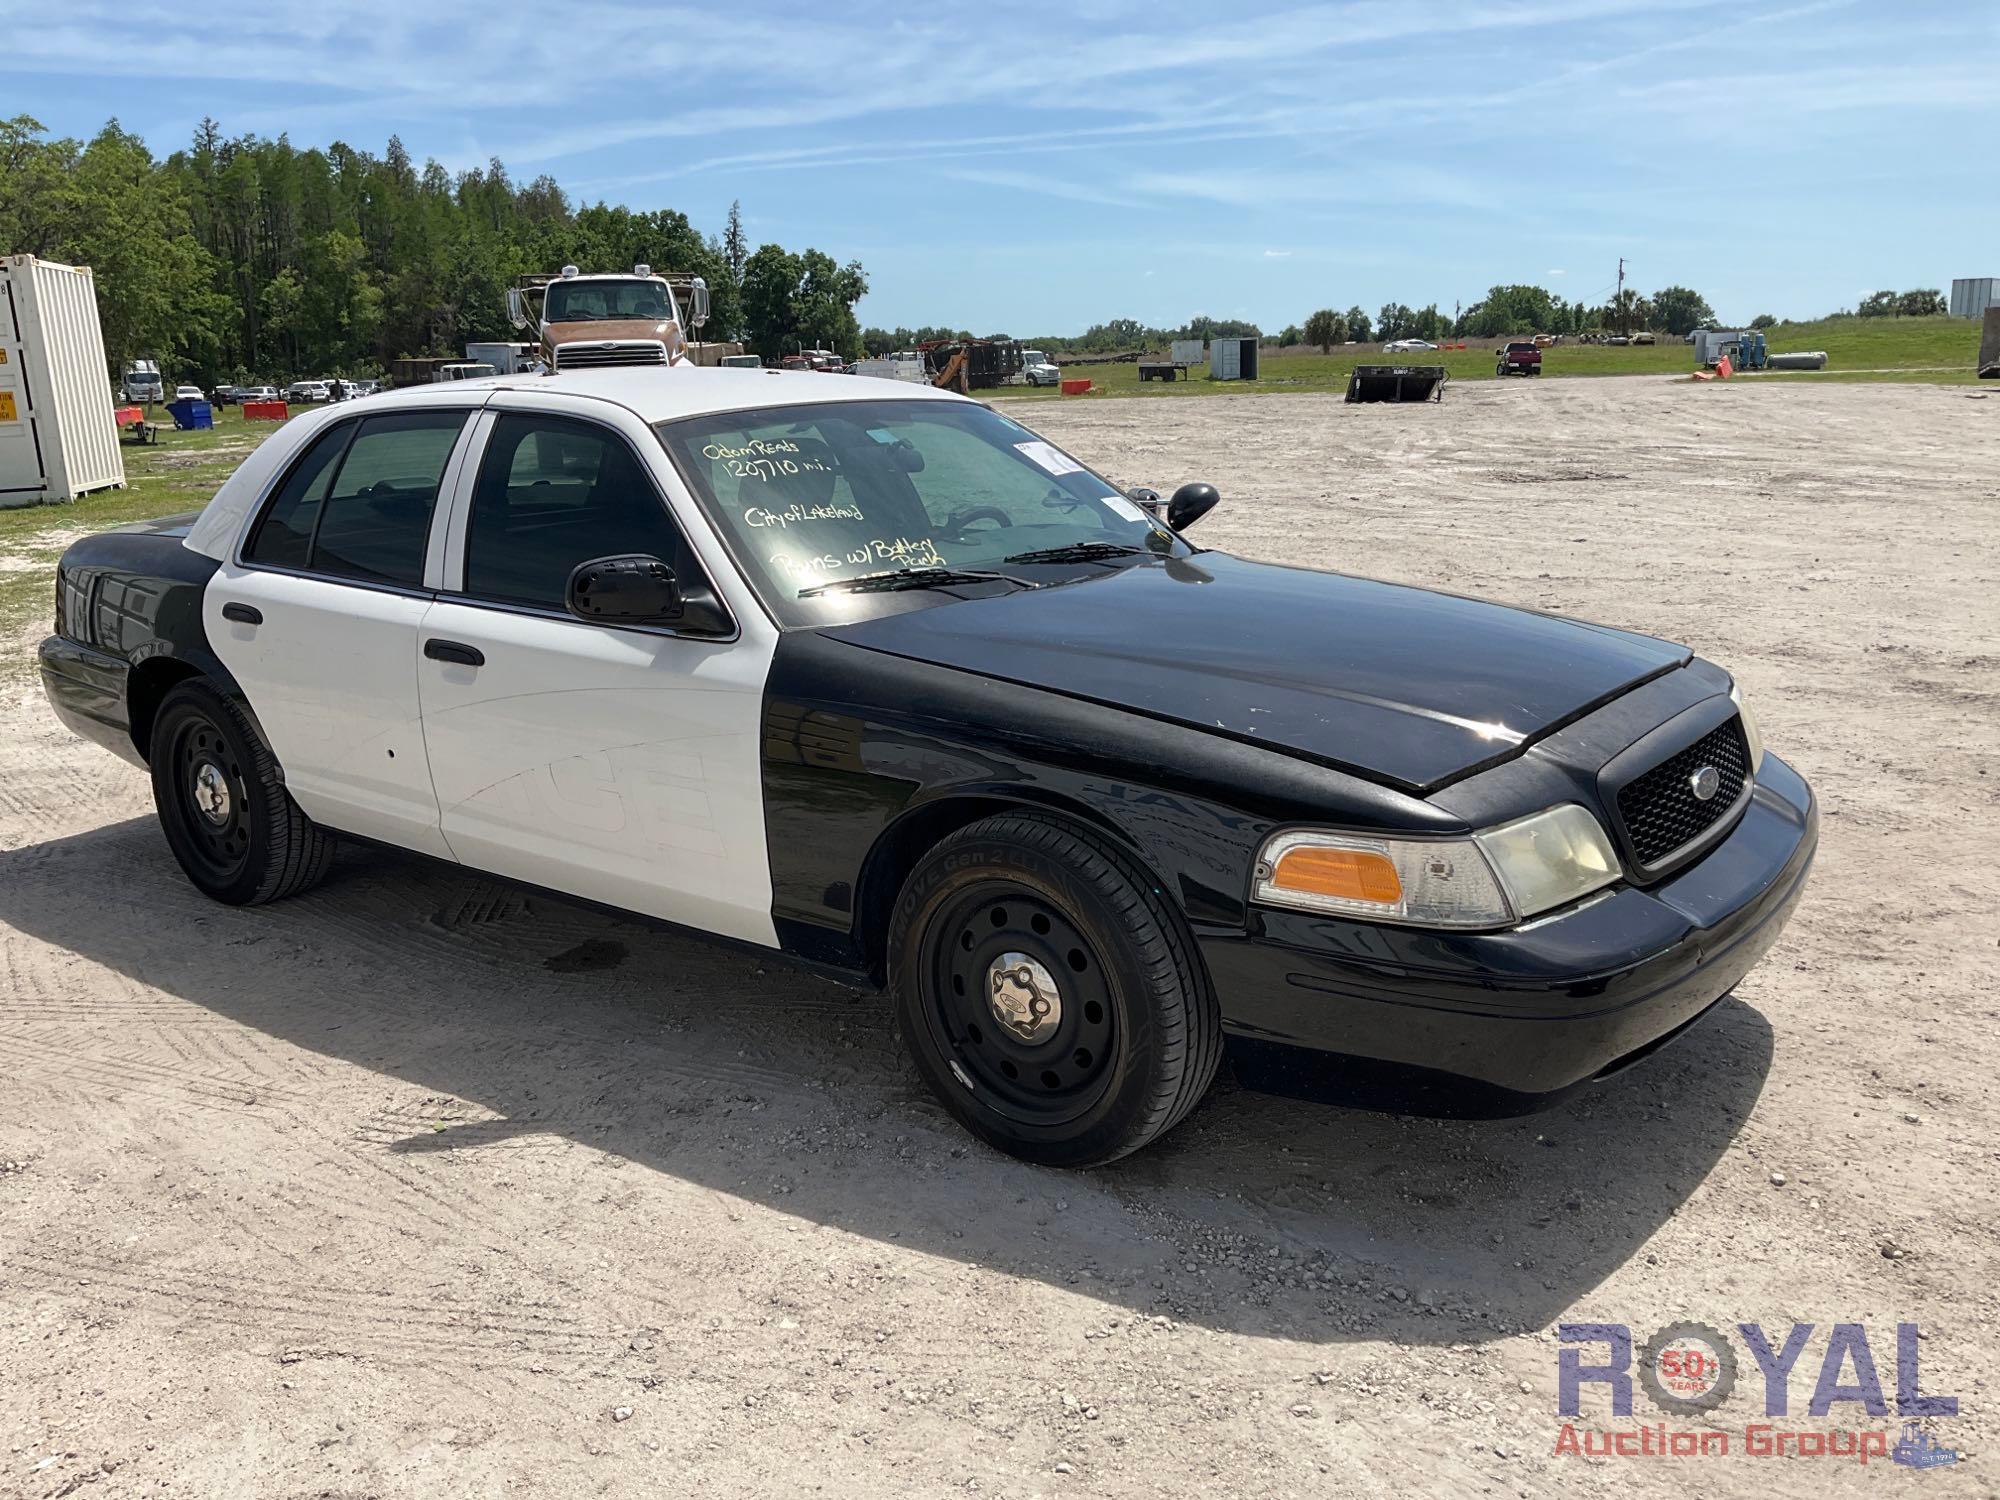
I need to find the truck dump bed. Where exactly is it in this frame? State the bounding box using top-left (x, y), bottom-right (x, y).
top-left (1346, 365), bottom-right (1447, 403)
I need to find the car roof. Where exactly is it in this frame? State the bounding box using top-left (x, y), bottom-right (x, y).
top-left (347, 366), bottom-right (968, 424)
top-left (181, 367), bottom-right (973, 563)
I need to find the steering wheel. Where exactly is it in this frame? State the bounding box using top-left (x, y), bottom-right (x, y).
top-left (945, 506), bottom-right (1013, 531)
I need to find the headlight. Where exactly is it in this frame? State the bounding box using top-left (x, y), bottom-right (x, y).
top-left (1472, 804), bottom-right (1622, 920)
top-left (1729, 681), bottom-right (1765, 772)
top-left (1254, 804), bottom-right (1620, 930)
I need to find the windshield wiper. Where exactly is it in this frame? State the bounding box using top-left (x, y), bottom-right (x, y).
top-left (797, 566), bottom-right (1034, 599)
top-left (1002, 541), bottom-right (1154, 565)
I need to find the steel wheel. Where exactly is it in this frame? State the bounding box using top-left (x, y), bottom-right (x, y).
top-left (922, 883), bottom-right (1117, 1128)
top-left (889, 812), bottom-right (1223, 1166)
top-left (164, 711), bottom-right (252, 885)
top-left (148, 679), bottom-right (334, 905)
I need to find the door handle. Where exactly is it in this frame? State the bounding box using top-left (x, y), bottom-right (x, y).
top-left (221, 602), bottom-right (262, 625)
top-left (424, 638), bottom-right (485, 667)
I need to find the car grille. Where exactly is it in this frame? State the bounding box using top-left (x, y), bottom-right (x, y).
top-left (1616, 716), bottom-right (1751, 867)
top-left (554, 341), bottom-right (668, 371)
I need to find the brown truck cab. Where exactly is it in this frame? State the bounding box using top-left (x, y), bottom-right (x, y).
top-left (508, 265), bottom-right (718, 373)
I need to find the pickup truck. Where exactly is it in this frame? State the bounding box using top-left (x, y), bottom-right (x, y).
top-left (38, 368), bottom-right (1815, 1166)
top-left (1495, 341), bottom-right (1543, 377)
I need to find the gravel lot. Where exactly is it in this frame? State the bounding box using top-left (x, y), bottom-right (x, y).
top-left (2, 377), bottom-right (1995, 1497)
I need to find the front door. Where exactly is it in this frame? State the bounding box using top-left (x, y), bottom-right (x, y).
top-left (204, 408), bottom-right (474, 858)
top-left (416, 401), bottom-right (778, 946)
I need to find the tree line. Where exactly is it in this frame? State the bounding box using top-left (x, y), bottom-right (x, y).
top-left (1285, 284), bottom-right (1721, 351)
top-left (0, 115), bottom-right (870, 382)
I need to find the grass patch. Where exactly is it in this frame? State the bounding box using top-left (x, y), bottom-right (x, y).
top-left (1005, 315), bottom-right (1985, 401)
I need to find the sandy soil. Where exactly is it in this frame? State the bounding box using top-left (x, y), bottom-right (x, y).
top-left (2, 378), bottom-right (1995, 1498)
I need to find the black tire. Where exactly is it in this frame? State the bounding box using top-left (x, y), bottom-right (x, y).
top-left (149, 679), bottom-right (335, 905)
top-left (888, 812), bottom-right (1222, 1166)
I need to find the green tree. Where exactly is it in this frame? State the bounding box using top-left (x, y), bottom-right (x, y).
top-left (1277, 324), bottom-right (1302, 347)
top-left (1377, 302), bottom-right (1417, 342)
top-left (1648, 285), bottom-right (1717, 336)
top-left (1896, 288), bottom-right (1945, 316)
top-left (1303, 308), bottom-right (1339, 353)
top-left (1750, 313), bottom-right (1777, 329)
top-left (1343, 306), bottom-right (1371, 343)
top-left (1463, 285), bottom-right (1559, 338)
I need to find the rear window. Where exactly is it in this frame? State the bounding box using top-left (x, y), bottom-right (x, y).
top-left (244, 412), bottom-right (465, 586)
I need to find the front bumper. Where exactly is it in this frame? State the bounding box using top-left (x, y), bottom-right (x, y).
top-left (1201, 753), bottom-right (1816, 1098)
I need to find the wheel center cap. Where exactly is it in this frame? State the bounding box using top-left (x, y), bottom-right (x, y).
top-left (193, 762), bottom-right (231, 825)
top-left (988, 951), bottom-right (1062, 1044)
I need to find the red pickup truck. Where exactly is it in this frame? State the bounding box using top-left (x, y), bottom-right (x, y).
top-left (1496, 341), bottom-right (1543, 377)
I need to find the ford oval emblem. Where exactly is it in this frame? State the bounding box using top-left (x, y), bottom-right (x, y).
top-left (1689, 765), bottom-right (1721, 802)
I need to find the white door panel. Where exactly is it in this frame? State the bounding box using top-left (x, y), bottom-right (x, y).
top-left (417, 601), bottom-right (778, 946)
top-left (204, 563), bottom-right (449, 856)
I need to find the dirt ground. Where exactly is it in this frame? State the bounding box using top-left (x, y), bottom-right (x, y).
top-left (2, 378), bottom-right (1995, 1498)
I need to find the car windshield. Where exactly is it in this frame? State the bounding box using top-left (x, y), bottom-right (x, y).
top-left (658, 399), bottom-right (1179, 621)
top-left (545, 279), bottom-right (675, 323)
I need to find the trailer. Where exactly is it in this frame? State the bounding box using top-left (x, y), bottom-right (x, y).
top-left (0, 255), bottom-right (126, 507)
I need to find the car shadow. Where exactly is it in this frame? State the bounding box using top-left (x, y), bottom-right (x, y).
top-left (0, 817), bottom-right (1774, 1344)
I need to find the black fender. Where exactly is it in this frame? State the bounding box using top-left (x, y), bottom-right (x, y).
top-left (45, 524), bottom-right (270, 768)
top-left (761, 630), bottom-right (1439, 982)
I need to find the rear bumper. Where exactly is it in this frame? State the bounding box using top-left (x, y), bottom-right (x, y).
top-left (1202, 753), bottom-right (1817, 1098)
top-left (39, 635), bottom-right (144, 768)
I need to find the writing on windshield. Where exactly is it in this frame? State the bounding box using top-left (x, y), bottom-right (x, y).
top-left (659, 400), bottom-right (1174, 618)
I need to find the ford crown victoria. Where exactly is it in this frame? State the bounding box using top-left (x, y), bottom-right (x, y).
top-left (39, 369), bottom-right (1816, 1165)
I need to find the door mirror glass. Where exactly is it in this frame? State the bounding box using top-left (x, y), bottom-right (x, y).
top-left (567, 554), bottom-right (684, 623)
top-left (1167, 482), bottom-right (1221, 530)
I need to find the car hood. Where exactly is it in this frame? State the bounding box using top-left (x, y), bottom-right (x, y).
top-left (546, 318), bottom-right (678, 345)
top-left (815, 553), bottom-right (1689, 791)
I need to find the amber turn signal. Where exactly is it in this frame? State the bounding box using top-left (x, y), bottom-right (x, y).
top-left (1270, 845), bottom-right (1404, 904)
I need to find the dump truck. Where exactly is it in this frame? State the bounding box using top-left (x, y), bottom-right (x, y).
top-left (507, 264), bottom-right (741, 371)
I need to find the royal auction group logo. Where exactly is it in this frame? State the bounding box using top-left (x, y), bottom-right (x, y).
top-left (1556, 1321), bottom-right (1959, 1469)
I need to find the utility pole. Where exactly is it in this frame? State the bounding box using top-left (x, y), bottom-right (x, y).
top-left (1616, 257), bottom-right (1626, 335)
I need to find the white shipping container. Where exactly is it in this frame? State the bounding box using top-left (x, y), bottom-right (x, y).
top-left (1207, 337), bottom-right (1259, 381)
top-left (1169, 338), bottom-right (1204, 366)
top-left (1949, 277), bottom-right (1997, 319)
top-left (0, 255), bottom-right (126, 507)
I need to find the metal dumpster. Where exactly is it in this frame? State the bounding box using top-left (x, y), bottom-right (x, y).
top-left (165, 398), bottom-right (214, 430)
top-left (1346, 365), bottom-right (1447, 403)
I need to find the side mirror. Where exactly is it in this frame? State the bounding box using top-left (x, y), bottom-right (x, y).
top-left (506, 287), bottom-right (527, 332)
top-left (688, 277), bottom-right (711, 330)
top-left (1127, 486), bottom-right (1164, 519)
top-left (1167, 482), bottom-right (1221, 530)
top-left (567, 554), bottom-right (684, 624)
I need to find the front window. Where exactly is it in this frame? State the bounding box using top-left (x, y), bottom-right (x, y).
top-left (544, 279), bottom-right (676, 324)
top-left (658, 399), bottom-right (1178, 622)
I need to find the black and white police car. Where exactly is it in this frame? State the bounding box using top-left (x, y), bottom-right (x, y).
top-left (40, 368), bottom-right (1815, 1165)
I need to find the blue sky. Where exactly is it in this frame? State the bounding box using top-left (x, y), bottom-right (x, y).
top-left (8, 0), bottom-right (1995, 333)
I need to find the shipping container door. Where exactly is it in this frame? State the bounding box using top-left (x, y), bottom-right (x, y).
top-left (0, 275), bottom-right (47, 504)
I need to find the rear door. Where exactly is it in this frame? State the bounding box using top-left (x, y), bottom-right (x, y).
top-left (416, 394), bottom-right (779, 945)
top-left (204, 407), bottom-right (479, 857)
